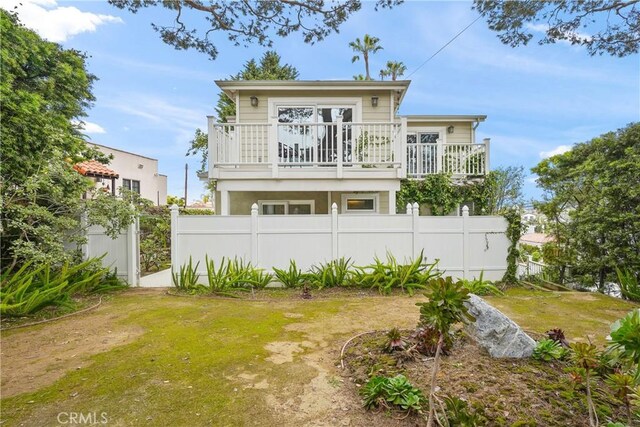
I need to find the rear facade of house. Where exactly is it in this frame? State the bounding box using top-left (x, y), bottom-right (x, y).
top-left (205, 80), bottom-right (489, 215)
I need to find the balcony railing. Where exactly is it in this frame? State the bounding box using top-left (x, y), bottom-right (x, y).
top-left (208, 117), bottom-right (489, 178)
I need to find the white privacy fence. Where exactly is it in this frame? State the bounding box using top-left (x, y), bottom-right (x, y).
top-left (170, 204), bottom-right (510, 281)
top-left (83, 219), bottom-right (139, 285)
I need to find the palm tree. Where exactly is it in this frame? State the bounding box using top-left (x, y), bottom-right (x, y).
top-left (349, 34), bottom-right (383, 80)
top-left (380, 60), bottom-right (407, 81)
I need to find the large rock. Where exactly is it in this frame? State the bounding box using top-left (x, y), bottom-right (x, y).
top-left (464, 294), bottom-right (536, 358)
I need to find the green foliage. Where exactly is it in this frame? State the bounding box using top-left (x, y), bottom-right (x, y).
top-left (139, 206), bottom-right (171, 273)
top-left (533, 339), bottom-right (568, 362)
top-left (360, 374), bottom-right (425, 412)
top-left (474, 0), bottom-right (639, 57)
top-left (166, 195), bottom-right (185, 207)
top-left (0, 257), bottom-right (127, 316)
top-left (379, 60), bottom-right (406, 81)
top-left (502, 207), bottom-right (524, 284)
top-left (440, 395), bottom-right (487, 426)
top-left (0, 10), bottom-right (135, 268)
top-left (186, 51), bottom-right (299, 173)
top-left (273, 260), bottom-right (308, 288)
top-left (308, 257), bottom-right (353, 289)
top-left (353, 251), bottom-right (440, 295)
top-left (608, 309), bottom-right (640, 375)
top-left (617, 268), bottom-right (640, 303)
top-left (417, 277), bottom-right (475, 334)
top-left (386, 327), bottom-right (405, 352)
top-left (532, 123), bottom-right (640, 291)
top-left (204, 256), bottom-right (273, 292)
top-left (172, 257), bottom-right (202, 292)
top-left (411, 326), bottom-right (451, 356)
top-left (461, 271), bottom-right (503, 296)
top-left (570, 342), bottom-right (600, 427)
top-left (349, 34), bottom-right (383, 80)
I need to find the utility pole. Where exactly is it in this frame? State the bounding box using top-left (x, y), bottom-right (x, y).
top-left (184, 163), bottom-right (188, 207)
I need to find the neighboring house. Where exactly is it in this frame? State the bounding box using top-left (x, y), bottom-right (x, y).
top-left (205, 80), bottom-right (489, 215)
top-left (89, 143), bottom-right (168, 205)
top-left (74, 160), bottom-right (120, 197)
top-left (519, 233), bottom-right (554, 248)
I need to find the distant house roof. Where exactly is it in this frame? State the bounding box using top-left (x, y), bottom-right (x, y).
top-left (520, 233), bottom-right (554, 246)
top-left (74, 160), bottom-right (119, 179)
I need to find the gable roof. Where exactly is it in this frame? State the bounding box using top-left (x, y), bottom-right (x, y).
top-left (74, 160), bottom-right (119, 179)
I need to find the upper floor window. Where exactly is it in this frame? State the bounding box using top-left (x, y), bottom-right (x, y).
top-left (122, 179), bottom-right (141, 194)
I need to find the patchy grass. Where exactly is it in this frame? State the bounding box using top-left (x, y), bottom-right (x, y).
top-left (486, 288), bottom-right (638, 343)
top-left (1, 288), bottom-right (636, 426)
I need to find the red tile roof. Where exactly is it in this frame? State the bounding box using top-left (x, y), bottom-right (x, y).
top-left (73, 160), bottom-right (119, 179)
top-left (520, 233), bottom-right (555, 246)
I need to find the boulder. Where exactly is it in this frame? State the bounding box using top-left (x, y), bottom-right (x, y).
top-left (464, 294), bottom-right (536, 358)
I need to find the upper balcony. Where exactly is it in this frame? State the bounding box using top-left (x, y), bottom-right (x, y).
top-left (207, 117), bottom-right (490, 181)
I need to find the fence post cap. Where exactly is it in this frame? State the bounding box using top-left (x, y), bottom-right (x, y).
top-left (331, 202), bottom-right (338, 211)
top-left (406, 203), bottom-right (412, 214)
top-left (462, 205), bottom-right (469, 216)
top-left (170, 204), bottom-right (179, 211)
top-left (412, 202), bottom-right (419, 209)
top-left (251, 203), bottom-right (259, 212)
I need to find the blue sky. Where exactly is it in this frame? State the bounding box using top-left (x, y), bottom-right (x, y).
top-left (7, 0), bottom-right (639, 203)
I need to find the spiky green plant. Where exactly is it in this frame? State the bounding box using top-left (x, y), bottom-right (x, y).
top-left (533, 338), bottom-right (568, 362)
top-left (308, 257), bottom-right (353, 289)
top-left (360, 374), bottom-right (425, 412)
top-left (273, 260), bottom-right (307, 288)
top-left (172, 257), bottom-right (202, 292)
top-left (461, 271), bottom-right (503, 296)
top-left (204, 256), bottom-right (273, 293)
top-left (617, 267), bottom-right (640, 302)
top-left (386, 327), bottom-right (405, 352)
top-left (570, 342), bottom-right (600, 427)
top-left (606, 372), bottom-right (635, 425)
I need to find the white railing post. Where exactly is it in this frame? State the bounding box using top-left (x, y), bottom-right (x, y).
top-left (483, 138), bottom-right (491, 173)
top-left (399, 117), bottom-right (407, 178)
top-left (462, 205), bottom-right (470, 279)
top-left (436, 138), bottom-right (444, 173)
top-left (406, 203), bottom-right (412, 215)
top-left (336, 117), bottom-right (343, 178)
top-left (251, 203), bottom-right (259, 265)
top-left (270, 123), bottom-right (279, 178)
top-left (331, 202), bottom-right (338, 259)
top-left (127, 214), bottom-right (138, 286)
top-left (207, 116), bottom-right (218, 178)
top-left (170, 204), bottom-right (179, 281)
top-left (412, 202), bottom-right (419, 258)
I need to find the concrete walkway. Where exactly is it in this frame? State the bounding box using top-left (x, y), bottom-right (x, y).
top-left (139, 268), bottom-right (171, 288)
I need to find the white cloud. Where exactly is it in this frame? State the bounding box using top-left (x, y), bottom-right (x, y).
top-left (4, 0), bottom-right (123, 42)
top-left (540, 145), bottom-right (572, 159)
top-left (83, 121), bottom-right (106, 134)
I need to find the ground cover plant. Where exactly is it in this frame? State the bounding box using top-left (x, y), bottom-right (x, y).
top-left (0, 257), bottom-right (127, 318)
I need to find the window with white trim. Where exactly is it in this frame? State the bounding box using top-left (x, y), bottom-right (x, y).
top-left (341, 193), bottom-right (378, 214)
top-left (258, 200), bottom-right (315, 215)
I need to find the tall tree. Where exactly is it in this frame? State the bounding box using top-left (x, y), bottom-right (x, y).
top-left (532, 123), bottom-right (640, 291)
top-left (349, 34), bottom-right (383, 80)
top-left (379, 60), bottom-right (407, 81)
top-left (1, 10), bottom-right (135, 267)
top-left (482, 166), bottom-right (524, 214)
top-left (108, 0), bottom-right (402, 60)
top-left (474, 0), bottom-right (640, 57)
top-left (186, 51), bottom-right (299, 173)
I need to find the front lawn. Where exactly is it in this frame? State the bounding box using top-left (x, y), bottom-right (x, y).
top-left (1, 288), bottom-right (636, 426)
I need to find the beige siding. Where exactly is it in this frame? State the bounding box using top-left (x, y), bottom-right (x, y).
top-left (406, 121), bottom-right (473, 144)
top-left (237, 89), bottom-right (393, 123)
top-left (229, 191), bottom-right (329, 215)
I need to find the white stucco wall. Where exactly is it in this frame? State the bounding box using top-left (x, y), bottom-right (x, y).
top-left (92, 144), bottom-right (168, 205)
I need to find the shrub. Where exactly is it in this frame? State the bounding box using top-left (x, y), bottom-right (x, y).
top-left (440, 395), bottom-right (487, 426)
top-left (616, 268), bottom-right (640, 303)
top-left (570, 342), bottom-right (600, 427)
top-left (608, 309), bottom-right (640, 380)
top-left (353, 251), bottom-right (441, 295)
top-left (205, 256), bottom-right (273, 292)
top-left (461, 271), bottom-right (503, 296)
top-left (533, 338), bottom-right (568, 362)
top-left (308, 257), bottom-right (353, 289)
top-left (410, 326), bottom-right (451, 357)
top-left (172, 257), bottom-right (203, 292)
top-left (273, 260), bottom-right (308, 288)
top-left (386, 327), bottom-right (405, 352)
top-left (360, 374), bottom-right (425, 412)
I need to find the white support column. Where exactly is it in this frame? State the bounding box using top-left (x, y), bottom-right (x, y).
top-left (399, 117), bottom-right (408, 178)
top-left (251, 203), bottom-right (259, 265)
top-left (436, 137), bottom-right (444, 173)
top-left (207, 116), bottom-right (218, 179)
top-left (220, 190), bottom-right (230, 216)
top-left (462, 205), bottom-right (470, 279)
top-left (127, 215), bottom-right (139, 286)
top-left (170, 204), bottom-right (179, 280)
top-left (412, 202), bottom-right (420, 258)
top-left (331, 203), bottom-right (338, 259)
top-left (270, 123), bottom-right (279, 178)
top-left (336, 116), bottom-right (343, 179)
top-left (388, 190), bottom-right (396, 215)
top-left (483, 138), bottom-right (491, 173)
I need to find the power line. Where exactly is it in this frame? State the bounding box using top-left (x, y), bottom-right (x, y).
top-left (406, 15), bottom-right (483, 79)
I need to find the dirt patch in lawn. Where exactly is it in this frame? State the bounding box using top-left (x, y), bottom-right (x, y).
top-left (1, 305), bottom-right (145, 398)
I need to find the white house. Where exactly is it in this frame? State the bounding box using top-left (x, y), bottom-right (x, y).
top-left (81, 143), bottom-right (168, 205)
top-left (205, 80), bottom-right (489, 215)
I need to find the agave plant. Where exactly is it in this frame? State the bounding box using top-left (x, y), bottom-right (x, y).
top-left (570, 342), bottom-right (600, 427)
top-left (460, 271), bottom-right (503, 296)
top-left (605, 372), bottom-right (635, 425)
top-left (546, 328), bottom-right (570, 347)
top-left (308, 257), bottom-right (353, 289)
top-left (273, 260), bottom-right (307, 288)
top-left (533, 338), bottom-right (568, 362)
